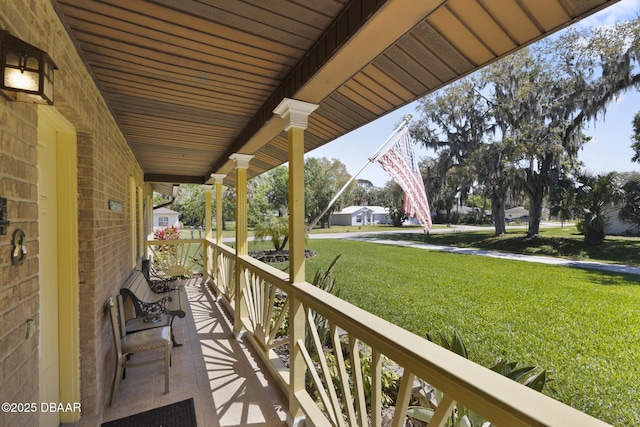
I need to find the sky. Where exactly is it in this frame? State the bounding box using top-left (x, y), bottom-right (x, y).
top-left (306, 0), bottom-right (640, 187)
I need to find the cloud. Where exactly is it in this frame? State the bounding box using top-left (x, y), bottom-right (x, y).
top-left (577, 0), bottom-right (640, 29)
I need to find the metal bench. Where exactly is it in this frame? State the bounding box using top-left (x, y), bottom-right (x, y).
top-left (119, 270), bottom-right (186, 346)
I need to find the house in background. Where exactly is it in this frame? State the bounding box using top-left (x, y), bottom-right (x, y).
top-left (153, 207), bottom-right (180, 229)
top-left (330, 206), bottom-right (390, 226)
top-left (605, 207), bottom-right (638, 235)
top-left (505, 206), bottom-right (529, 220)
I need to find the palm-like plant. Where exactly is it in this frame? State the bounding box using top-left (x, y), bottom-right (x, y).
top-left (253, 215), bottom-right (289, 251)
top-left (573, 172), bottom-right (624, 245)
top-left (407, 331), bottom-right (551, 427)
top-left (619, 178), bottom-right (640, 232)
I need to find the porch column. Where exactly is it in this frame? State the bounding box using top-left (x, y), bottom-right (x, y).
top-left (203, 185), bottom-right (213, 240)
top-left (211, 174), bottom-right (225, 245)
top-left (273, 98), bottom-right (318, 424)
top-left (202, 185), bottom-right (213, 281)
top-left (210, 174), bottom-right (225, 294)
top-left (230, 154), bottom-right (253, 337)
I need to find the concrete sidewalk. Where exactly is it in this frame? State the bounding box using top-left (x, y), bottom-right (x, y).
top-left (226, 223), bottom-right (640, 276)
top-left (349, 235), bottom-right (640, 276)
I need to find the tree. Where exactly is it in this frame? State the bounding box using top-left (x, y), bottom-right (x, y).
top-left (511, 20), bottom-right (640, 236)
top-left (221, 187), bottom-right (236, 230)
top-left (632, 111), bottom-right (640, 163)
top-left (549, 177), bottom-right (577, 227)
top-left (172, 184), bottom-right (205, 226)
top-left (349, 179), bottom-right (375, 206)
top-left (153, 192), bottom-right (172, 207)
top-left (419, 156), bottom-right (472, 225)
top-left (573, 172), bottom-right (624, 245)
top-left (411, 77), bottom-right (507, 233)
top-left (264, 166), bottom-right (289, 216)
top-left (472, 142), bottom-right (518, 233)
top-left (413, 18), bottom-right (640, 238)
top-left (381, 180), bottom-right (404, 226)
top-left (247, 174), bottom-right (271, 227)
top-left (305, 157), bottom-right (353, 228)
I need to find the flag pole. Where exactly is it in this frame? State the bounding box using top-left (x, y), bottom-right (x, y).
top-left (306, 114), bottom-right (413, 231)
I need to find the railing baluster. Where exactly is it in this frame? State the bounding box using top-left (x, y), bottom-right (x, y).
top-left (243, 269), bottom-right (257, 331)
top-left (267, 294), bottom-right (289, 349)
top-left (330, 325), bottom-right (358, 426)
top-left (297, 338), bottom-right (339, 426)
top-left (371, 350), bottom-right (382, 427)
top-left (429, 394), bottom-right (456, 427)
top-left (391, 370), bottom-right (415, 427)
top-left (305, 309), bottom-right (345, 427)
top-left (264, 285), bottom-right (276, 342)
top-left (349, 336), bottom-right (368, 426)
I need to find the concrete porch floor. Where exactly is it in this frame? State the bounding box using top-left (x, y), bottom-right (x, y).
top-left (91, 278), bottom-right (288, 426)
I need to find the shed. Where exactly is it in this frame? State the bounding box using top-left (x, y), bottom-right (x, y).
top-left (153, 207), bottom-right (180, 229)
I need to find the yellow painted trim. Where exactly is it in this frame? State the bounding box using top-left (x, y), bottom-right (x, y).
top-left (216, 182), bottom-right (223, 244)
top-left (147, 193), bottom-right (153, 240)
top-left (137, 186), bottom-right (144, 257)
top-left (38, 106), bottom-right (81, 422)
top-left (235, 168), bottom-right (248, 256)
top-left (129, 177), bottom-right (136, 268)
top-left (204, 187), bottom-right (212, 239)
top-left (288, 127), bottom-right (305, 283)
top-left (234, 166), bottom-right (248, 332)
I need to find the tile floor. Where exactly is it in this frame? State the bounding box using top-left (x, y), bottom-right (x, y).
top-left (97, 278), bottom-right (288, 426)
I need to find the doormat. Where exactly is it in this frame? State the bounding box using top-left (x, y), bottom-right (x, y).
top-left (102, 398), bottom-right (196, 427)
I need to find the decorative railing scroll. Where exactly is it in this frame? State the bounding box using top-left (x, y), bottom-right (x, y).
top-left (210, 242), bottom-right (236, 305)
top-left (238, 255), bottom-right (289, 352)
top-left (145, 238), bottom-right (204, 277)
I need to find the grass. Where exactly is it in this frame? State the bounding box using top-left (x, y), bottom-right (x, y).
top-left (368, 224), bottom-right (640, 266)
top-left (297, 238), bottom-right (640, 426)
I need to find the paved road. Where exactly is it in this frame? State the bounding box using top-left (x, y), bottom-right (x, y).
top-left (310, 224), bottom-right (640, 276)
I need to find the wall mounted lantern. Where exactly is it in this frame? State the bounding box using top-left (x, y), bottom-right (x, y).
top-left (0, 30), bottom-right (57, 105)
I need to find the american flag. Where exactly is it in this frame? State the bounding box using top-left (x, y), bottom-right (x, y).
top-left (375, 127), bottom-right (432, 232)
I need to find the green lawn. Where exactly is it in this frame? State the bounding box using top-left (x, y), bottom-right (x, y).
top-left (297, 239), bottom-right (640, 426)
top-left (365, 224), bottom-right (640, 266)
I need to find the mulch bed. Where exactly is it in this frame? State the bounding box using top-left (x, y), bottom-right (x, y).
top-left (249, 249), bottom-right (316, 263)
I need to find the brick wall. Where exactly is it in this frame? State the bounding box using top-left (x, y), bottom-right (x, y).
top-left (0, 97), bottom-right (41, 427)
top-left (0, 0), bottom-right (151, 423)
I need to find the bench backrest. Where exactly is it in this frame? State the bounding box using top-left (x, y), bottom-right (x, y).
top-left (122, 271), bottom-right (152, 301)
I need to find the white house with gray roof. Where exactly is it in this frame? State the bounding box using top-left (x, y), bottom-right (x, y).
top-left (330, 206), bottom-right (391, 226)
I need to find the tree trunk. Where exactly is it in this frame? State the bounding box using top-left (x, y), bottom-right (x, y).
top-left (527, 195), bottom-right (544, 237)
top-left (279, 236), bottom-right (288, 251)
top-left (491, 195), bottom-right (506, 235)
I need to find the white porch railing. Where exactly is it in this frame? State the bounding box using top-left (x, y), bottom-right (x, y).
top-left (166, 237), bottom-right (610, 427)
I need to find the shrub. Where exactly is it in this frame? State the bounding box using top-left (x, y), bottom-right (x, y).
top-left (407, 331), bottom-right (552, 427)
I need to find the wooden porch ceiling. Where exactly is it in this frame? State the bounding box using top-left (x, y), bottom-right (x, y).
top-left (52, 0), bottom-right (619, 192)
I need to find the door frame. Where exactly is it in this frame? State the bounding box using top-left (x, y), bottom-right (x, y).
top-left (38, 106), bottom-right (80, 423)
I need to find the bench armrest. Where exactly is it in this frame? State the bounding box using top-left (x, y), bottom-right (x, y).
top-left (120, 288), bottom-right (172, 317)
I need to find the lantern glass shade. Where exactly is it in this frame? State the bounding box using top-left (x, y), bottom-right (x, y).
top-left (1, 31), bottom-right (57, 105)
